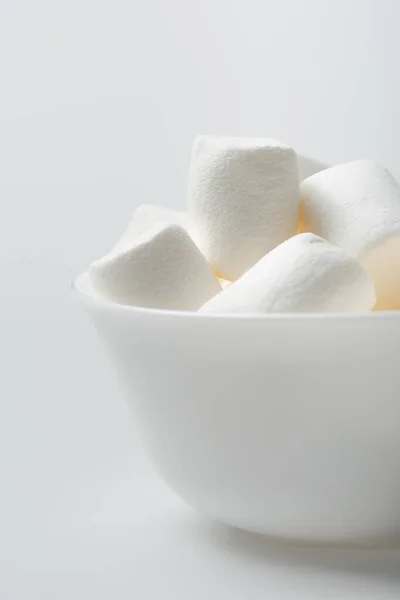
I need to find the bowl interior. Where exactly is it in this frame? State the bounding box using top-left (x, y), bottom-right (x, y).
top-left (73, 271), bottom-right (399, 322)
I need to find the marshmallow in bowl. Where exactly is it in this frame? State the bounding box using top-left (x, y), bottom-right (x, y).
top-left (218, 277), bottom-right (231, 290)
top-left (188, 135), bottom-right (300, 280)
top-left (89, 222), bottom-right (221, 310)
top-left (200, 233), bottom-right (376, 314)
top-left (297, 155), bottom-right (329, 233)
top-left (300, 160), bottom-right (400, 310)
top-left (114, 204), bottom-right (187, 253)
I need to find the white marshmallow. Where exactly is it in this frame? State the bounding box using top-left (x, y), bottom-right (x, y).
top-left (300, 160), bottom-right (400, 310)
top-left (297, 156), bottom-right (329, 233)
top-left (200, 233), bottom-right (375, 314)
top-left (297, 154), bottom-right (329, 233)
top-left (218, 277), bottom-right (232, 290)
top-left (188, 135), bottom-right (300, 280)
top-left (114, 204), bottom-right (187, 253)
top-left (90, 222), bottom-right (221, 310)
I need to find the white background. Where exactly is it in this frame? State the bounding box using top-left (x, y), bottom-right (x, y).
top-left (1, 0), bottom-right (400, 598)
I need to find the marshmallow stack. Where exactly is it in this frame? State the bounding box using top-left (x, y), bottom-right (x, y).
top-left (300, 160), bottom-right (400, 310)
top-left (87, 134), bottom-right (400, 314)
top-left (90, 222), bottom-right (221, 310)
top-left (188, 135), bottom-right (300, 280)
top-left (200, 233), bottom-right (376, 314)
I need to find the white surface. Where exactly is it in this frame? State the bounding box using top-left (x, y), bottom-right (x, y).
top-left (1, 0), bottom-right (400, 597)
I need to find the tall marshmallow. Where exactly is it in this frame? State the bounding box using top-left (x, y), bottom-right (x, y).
top-left (188, 135), bottom-right (300, 280)
top-left (300, 160), bottom-right (400, 310)
top-left (90, 222), bottom-right (221, 310)
top-left (200, 233), bottom-right (375, 314)
top-left (114, 204), bottom-right (187, 253)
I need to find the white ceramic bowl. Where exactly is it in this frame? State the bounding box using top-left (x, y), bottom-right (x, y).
top-left (74, 272), bottom-right (400, 543)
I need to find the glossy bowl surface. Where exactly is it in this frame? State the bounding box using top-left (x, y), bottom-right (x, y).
top-left (74, 272), bottom-right (400, 542)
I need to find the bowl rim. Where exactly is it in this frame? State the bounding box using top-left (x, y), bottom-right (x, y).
top-left (72, 271), bottom-right (400, 322)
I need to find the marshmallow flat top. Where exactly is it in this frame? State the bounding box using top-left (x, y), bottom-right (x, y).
top-left (300, 160), bottom-right (400, 309)
top-left (200, 233), bottom-right (376, 314)
top-left (188, 135), bottom-right (300, 280)
top-left (114, 204), bottom-right (187, 253)
top-left (90, 222), bottom-right (221, 310)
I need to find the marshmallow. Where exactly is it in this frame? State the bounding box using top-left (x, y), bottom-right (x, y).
top-left (90, 222), bottom-right (221, 310)
top-left (188, 135), bottom-right (300, 280)
top-left (114, 204), bottom-right (187, 253)
top-left (297, 156), bottom-right (329, 233)
top-left (218, 277), bottom-right (232, 290)
top-left (200, 233), bottom-right (375, 314)
top-left (300, 160), bottom-right (400, 310)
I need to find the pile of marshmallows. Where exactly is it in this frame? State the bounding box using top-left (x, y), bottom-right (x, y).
top-left (89, 136), bottom-right (400, 314)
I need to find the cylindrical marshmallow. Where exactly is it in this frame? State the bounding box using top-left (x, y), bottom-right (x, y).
top-left (297, 156), bottom-right (329, 233)
top-left (188, 135), bottom-right (300, 280)
top-left (90, 223), bottom-right (221, 310)
top-left (200, 233), bottom-right (376, 314)
top-left (300, 160), bottom-right (400, 310)
top-left (114, 204), bottom-right (187, 253)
